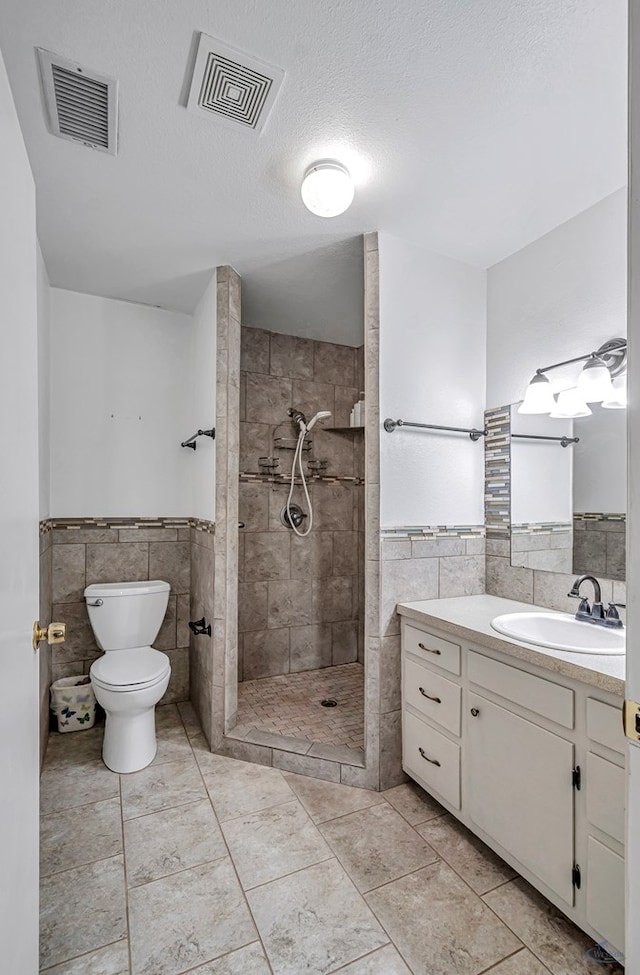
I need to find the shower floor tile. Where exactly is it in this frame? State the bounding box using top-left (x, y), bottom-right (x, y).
top-left (235, 662), bottom-right (365, 751)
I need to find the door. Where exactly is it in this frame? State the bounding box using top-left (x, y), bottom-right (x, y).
top-left (0, 51), bottom-right (41, 971)
top-left (628, 2), bottom-right (640, 969)
top-left (466, 692), bottom-right (575, 904)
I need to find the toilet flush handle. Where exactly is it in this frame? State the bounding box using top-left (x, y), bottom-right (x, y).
top-left (87, 598), bottom-right (103, 607)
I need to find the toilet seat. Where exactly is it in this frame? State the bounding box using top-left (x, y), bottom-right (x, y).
top-left (90, 647), bottom-right (170, 691)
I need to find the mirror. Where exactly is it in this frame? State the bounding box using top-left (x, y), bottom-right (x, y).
top-left (509, 404), bottom-right (626, 581)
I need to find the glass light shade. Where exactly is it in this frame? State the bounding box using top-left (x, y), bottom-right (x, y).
top-left (576, 358), bottom-right (614, 402)
top-left (549, 388), bottom-right (592, 418)
top-left (518, 373), bottom-right (556, 414)
top-left (602, 375), bottom-right (627, 409)
top-left (301, 163), bottom-right (354, 217)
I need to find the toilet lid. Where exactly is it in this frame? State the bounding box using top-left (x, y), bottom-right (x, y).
top-left (91, 648), bottom-right (170, 687)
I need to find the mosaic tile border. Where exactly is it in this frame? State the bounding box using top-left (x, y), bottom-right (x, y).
top-left (484, 406), bottom-right (511, 538)
top-left (574, 512), bottom-right (626, 524)
top-left (381, 525), bottom-right (485, 540)
top-left (42, 516), bottom-right (215, 534)
top-left (239, 472), bottom-right (364, 486)
top-left (512, 522), bottom-right (572, 536)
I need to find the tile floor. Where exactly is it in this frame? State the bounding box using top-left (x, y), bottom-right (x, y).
top-left (235, 662), bottom-right (364, 750)
top-left (39, 703), bottom-right (623, 975)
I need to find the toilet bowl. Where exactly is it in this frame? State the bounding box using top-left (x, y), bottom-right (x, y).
top-left (84, 580), bottom-right (171, 773)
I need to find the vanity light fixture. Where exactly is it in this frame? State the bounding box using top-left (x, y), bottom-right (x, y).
top-left (518, 338), bottom-right (627, 415)
top-left (602, 375), bottom-right (627, 409)
top-left (301, 162), bottom-right (354, 217)
top-left (549, 388), bottom-right (592, 419)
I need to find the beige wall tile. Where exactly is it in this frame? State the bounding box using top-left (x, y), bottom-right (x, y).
top-left (313, 341), bottom-right (356, 387)
top-left (241, 326), bottom-right (270, 374)
top-left (270, 332), bottom-right (314, 380)
top-left (52, 544), bottom-right (86, 603)
top-left (148, 541), bottom-right (190, 594)
top-left (245, 373), bottom-right (292, 425)
top-left (85, 542), bottom-right (148, 588)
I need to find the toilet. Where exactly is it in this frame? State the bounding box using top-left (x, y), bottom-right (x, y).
top-left (84, 580), bottom-right (171, 773)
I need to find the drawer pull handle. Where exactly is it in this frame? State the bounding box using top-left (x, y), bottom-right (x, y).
top-left (418, 642), bottom-right (441, 655)
top-left (418, 747), bottom-right (441, 766)
top-left (470, 707), bottom-right (480, 717)
top-left (418, 687), bottom-right (441, 703)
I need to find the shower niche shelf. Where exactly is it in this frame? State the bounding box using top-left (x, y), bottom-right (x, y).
top-left (324, 425), bottom-right (365, 433)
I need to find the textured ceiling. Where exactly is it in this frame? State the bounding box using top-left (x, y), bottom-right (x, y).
top-left (0, 0), bottom-right (627, 344)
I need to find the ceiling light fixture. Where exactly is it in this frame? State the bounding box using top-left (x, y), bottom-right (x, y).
top-left (518, 338), bottom-right (627, 415)
top-left (301, 162), bottom-right (354, 217)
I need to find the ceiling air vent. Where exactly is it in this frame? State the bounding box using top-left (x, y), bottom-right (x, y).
top-left (37, 49), bottom-right (118, 155)
top-left (187, 33), bottom-right (284, 134)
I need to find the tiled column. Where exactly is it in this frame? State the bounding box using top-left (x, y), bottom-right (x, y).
top-left (211, 266), bottom-right (241, 746)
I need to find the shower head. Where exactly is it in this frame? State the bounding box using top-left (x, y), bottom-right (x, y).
top-left (306, 410), bottom-right (332, 431)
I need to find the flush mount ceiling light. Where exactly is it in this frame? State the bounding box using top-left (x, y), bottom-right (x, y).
top-left (518, 338), bottom-right (627, 415)
top-left (301, 162), bottom-right (354, 217)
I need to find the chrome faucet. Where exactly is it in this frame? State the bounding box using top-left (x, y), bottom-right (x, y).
top-left (568, 575), bottom-right (625, 629)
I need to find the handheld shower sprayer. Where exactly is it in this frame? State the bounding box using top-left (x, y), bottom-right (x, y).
top-left (306, 410), bottom-right (332, 432)
top-left (285, 407), bottom-right (332, 537)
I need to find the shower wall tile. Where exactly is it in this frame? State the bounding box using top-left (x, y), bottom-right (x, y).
top-left (243, 628), bottom-right (290, 680)
top-left (291, 379), bottom-right (336, 420)
top-left (267, 579), bottom-right (313, 628)
top-left (270, 332), bottom-right (314, 380)
top-left (290, 624), bottom-right (332, 672)
top-left (290, 531), bottom-right (333, 580)
top-left (240, 325), bottom-right (270, 374)
top-left (334, 385), bottom-right (359, 427)
top-left (239, 481), bottom-right (270, 531)
top-left (238, 324), bottom-right (364, 680)
top-left (245, 373), bottom-right (292, 425)
top-left (238, 582), bottom-right (268, 632)
top-left (313, 341), bottom-right (356, 387)
top-left (243, 533), bottom-right (290, 582)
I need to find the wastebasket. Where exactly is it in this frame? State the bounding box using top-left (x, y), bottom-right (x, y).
top-left (50, 676), bottom-right (97, 733)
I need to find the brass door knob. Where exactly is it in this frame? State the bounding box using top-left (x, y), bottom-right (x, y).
top-left (32, 621), bottom-right (67, 651)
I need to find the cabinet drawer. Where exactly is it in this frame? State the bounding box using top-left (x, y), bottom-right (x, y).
top-left (586, 698), bottom-right (625, 755)
top-left (586, 837), bottom-right (625, 954)
top-left (468, 651), bottom-right (574, 729)
top-left (403, 710), bottom-right (460, 809)
top-left (404, 656), bottom-right (461, 736)
top-left (586, 752), bottom-right (625, 845)
top-left (403, 623), bottom-right (461, 675)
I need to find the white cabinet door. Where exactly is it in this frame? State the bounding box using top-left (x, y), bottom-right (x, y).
top-left (467, 692), bottom-right (575, 904)
top-left (586, 837), bottom-right (625, 955)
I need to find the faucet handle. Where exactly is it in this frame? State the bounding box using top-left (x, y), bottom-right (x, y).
top-left (569, 595), bottom-right (591, 618)
top-left (605, 602), bottom-right (625, 628)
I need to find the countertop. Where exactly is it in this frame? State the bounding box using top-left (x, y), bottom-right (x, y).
top-left (397, 594), bottom-right (625, 697)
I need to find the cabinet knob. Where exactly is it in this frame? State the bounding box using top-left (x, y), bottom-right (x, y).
top-left (470, 707), bottom-right (480, 717)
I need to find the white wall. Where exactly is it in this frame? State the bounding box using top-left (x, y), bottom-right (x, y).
top-left (50, 289), bottom-right (197, 517)
top-left (191, 272), bottom-right (217, 521)
top-left (379, 234), bottom-right (487, 527)
top-left (37, 245), bottom-right (50, 519)
top-left (487, 188), bottom-right (627, 409)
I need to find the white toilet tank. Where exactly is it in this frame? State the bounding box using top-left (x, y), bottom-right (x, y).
top-left (84, 580), bottom-right (170, 651)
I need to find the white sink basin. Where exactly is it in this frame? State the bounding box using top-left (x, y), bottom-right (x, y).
top-left (491, 612), bottom-right (625, 655)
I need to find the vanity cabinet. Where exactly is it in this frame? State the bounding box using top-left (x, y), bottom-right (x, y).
top-left (401, 615), bottom-right (626, 956)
